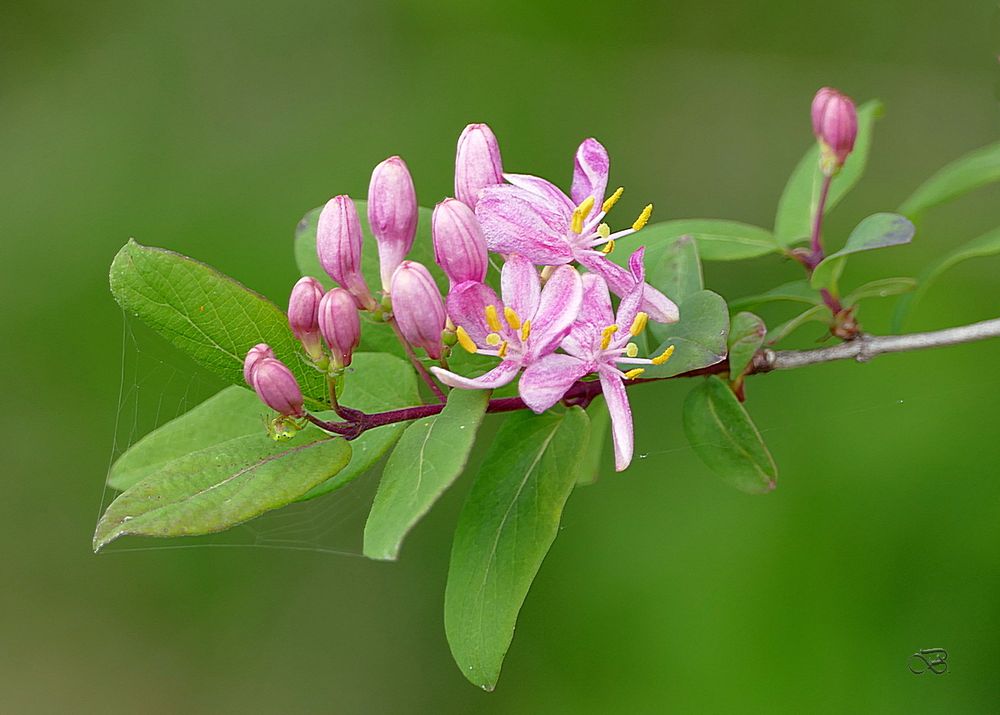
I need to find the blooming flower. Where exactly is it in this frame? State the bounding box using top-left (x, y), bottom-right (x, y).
top-left (519, 274), bottom-right (674, 472)
top-left (430, 255), bottom-right (583, 390)
top-left (474, 137), bottom-right (679, 324)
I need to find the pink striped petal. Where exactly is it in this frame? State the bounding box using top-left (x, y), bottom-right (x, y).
top-left (598, 366), bottom-right (634, 471)
top-left (526, 265), bottom-right (583, 359)
top-left (570, 138), bottom-right (609, 218)
top-left (476, 186), bottom-right (575, 265)
top-left (519, 353), bottom-right (591, 413)
top-left (578, 253), bottom-right (679, 323)
top-left (503, 173), bottom-right (575, 214)
top-left (430, 360), bottom-right (520, 390)
top-left (500, 254), bottom-right (541, 321)
top-left (445, 280), bottom-right (502, 344)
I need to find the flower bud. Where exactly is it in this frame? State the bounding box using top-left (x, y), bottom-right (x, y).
top-left (318, 287), bottom-right (361, 368)
top-left (368, 156), bottom-right (418, 292)
top-left (317, 195), bottom-right (375, 309)
top-left (811, 87), bottom-right (857, 175)
top-left (432, 198), bottom-right (489, 285)
top-left (243, 343), bottom-right (276, 386)
top-left (390, 261), bottom-right (446, 360)
top-left (454, 123), bottom-right (503, 209)
top-left (287, 276), bottom-right (325, 360)
top-left (252, 357), bottom-right (304, 417)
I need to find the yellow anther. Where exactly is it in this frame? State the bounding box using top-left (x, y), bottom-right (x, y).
top-left (577, 195), bottom-right (595, 217)
top-left (485, 332), bottom-right (502, 346)
top-left (520, 319), bottom-right (531, 342)
top-left (600, 324), bottom-right (619, 350)
top-left (597, 222), bottom-right (611, 239)
top-left (625, 342), bottom-right (639, 358)
top-left (497, 341), bottom-right (509, 358)
top-left (651, 345), bottom-right (676, 365)
top-left (600, 239), bottom-right (616, 255)
top-left (629, 311), bottom-right (648, 336)
top-left (602, 187), bottom-right (624, 213)
top-left (503, 306), bottom-right (521, 330)
top-left (484, 304), bottom-right (503, 331)
top-left (455, 326), bottom-right (477, 354)
top-left (570, 207), bottom-right (585, 234)
top-left (631, 203), bottom-right (653, 232)
top-left (624, 368), bottom-right (645, 380)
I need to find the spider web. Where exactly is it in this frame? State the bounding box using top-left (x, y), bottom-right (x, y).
top-left (95, 312), bottom-right (376, 557)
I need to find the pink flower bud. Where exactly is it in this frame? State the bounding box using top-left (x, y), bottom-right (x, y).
top-left (318, 287), bottom-right (361, 368)
top-left (287, 276), bottom-right (325, 360)
top-left (243, 343), bottom-right (276, 386)
top-left (432, 198), bottom-right (489, 286)
top-left (390, 261), bottom-right (446, 360)
top-left (368, 156), bottom-right (418, 292)
top-left (317, 195), bottom-right (375, 309)
top-left (811, 87), bottom-right (857, 173)
top-left (454, 123), bottom-right (503, 209)
top-left (252, 358), bottom-right (304, 417)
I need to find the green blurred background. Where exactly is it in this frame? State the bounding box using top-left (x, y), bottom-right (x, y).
top-left (3, 1), bottom-right (999, 711)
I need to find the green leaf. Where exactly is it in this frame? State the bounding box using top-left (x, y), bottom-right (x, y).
top-left (727, 312), bottom-right (766, 380)
top-left (844, 277), bottom-right (916, 306)
top-left (645, 290), bottom-right (729, 378)
top-left (767, 304), bottom-right (828, 344)
top-left (810, 213), bottom-right (915, 290)
top-left (298, 352), bottom-right (420, 501)
top-left (774, 100), bottom-right (883, 246)
top-left (363, 389), bottom-right (490, 561)
top-left (728, 279), bottom-right (821, 312)
top-left (445, 408), bottom-right (590, 690)
top-left (682, 376), bottom-right (777, 494)
top-left (646, 234), bottom-right (703, 303)
top-left (639, 219), bottom-right (780, 261)
top-left (109, 240), bottom-right (327, 406)
top-left (577, 396), bottom-right (610, 486)
top-left (892, 226), bottom-right (1000, 329)
top-left (94, 429), bottom-right (352, 551)
top-left (899, 140), bottom-right (1000, 218)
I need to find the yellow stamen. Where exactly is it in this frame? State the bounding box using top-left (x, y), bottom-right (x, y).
top-left (631, 203), bottom-right (653, 232)
top-left (600, 240), bottom-right (616, 255)
top-left (578, 195), bottom-right (595, 216)
top-left (455, 326), bottom-right (477, 354)
top-left (570, 207), bottom-right (585, 234)
top-left (651, 345), bottom-right (675, 365)
top-left (485, 332), bottom-right (502, 346)
top-left (484, 304), bottom-right (502, 331)
top-left (597, 222), bottom-right (611, 239)
top-left (503, 306), bottom-right (521, 330)
top-left (624, 368), bottom-right (645, 380)
top-left (602, 187), bottom-right (624, 213)
top-left (600, 324), bottom-right (619, 351)
top-left (629, 311), bottom-right (648, 336)
top-left (520, 319), bottom-right (531, 342)
top-left (497, 341), bottom-right (509, 358)
top-left (625, 342), bottom-right (639, 358)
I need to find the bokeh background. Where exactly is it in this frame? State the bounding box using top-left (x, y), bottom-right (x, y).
top-left (3, 1), bottom-right (1000, 712)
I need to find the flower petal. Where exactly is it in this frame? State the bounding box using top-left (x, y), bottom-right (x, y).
top-left (476, 185), bottom-right (575, 265)
top-left (503, 173), bottom-right (575, 214)
top-left (519, 353), bottom-right (591, 413)
top-left (500, 254), bottom-right (541, 321)
top-left (562, 274), bottom-right (612, 357)
top-left (639, 284), bottom-right (680, 324)
top-left (598, 366), bottom-right (634, 471)
top-left (526, 264), bottom-right (583, 359)
top-left (578, 253), bottom-right (679, 323)
top-left (445, 280), bottom-right (502, 344)
top-left (430, 360), bottom-right (520, 390)
top-left (570, 138), bottom-right (609, 218)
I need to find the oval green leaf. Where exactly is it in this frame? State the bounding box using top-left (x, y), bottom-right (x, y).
top-left (645, 290), bottom-right (729, 378)
top-left (810, 212), bottom-right (915, 290)
top-left (638, 219), bottom-right (780, 261)
top-left (899, 140), bottom-right (1000, 218)
top-left (682, 376), bottom-right (777, 494)
top-left (727, 312), bottom-right (766, 380)
top-left (444, 408), bottom-right (590, 691)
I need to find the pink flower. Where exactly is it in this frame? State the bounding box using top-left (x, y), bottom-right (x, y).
top-left (811, 87), bottom-right (857, 174)
top-left (243, 343), bottom-right (276, 386)
top-left (455, 123), bottom-right (504, 209)
top-left (251, 357), bottom-right (305, 417)
top-left (368, 156), bottom-right (418, 291)
top-left (287, 276), bottom-right (326, 361)
top-left (432, 198), bottom-right (489, 286)
top-left (317, 195), bottom-right (376, 310)
top-left (519, 274), bottom-right (674, 472)
top-left (430, 255), bottom-right (583, 391)
top-left (318, 287), bottom-right (361, 368)
top-left (391, 260), bottom-right (446, 360)
top-left (474, 137), bottom-right (679, 324)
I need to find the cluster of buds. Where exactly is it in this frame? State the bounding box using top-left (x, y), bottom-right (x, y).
top-left (288, 276), bottom-right (361, 372)
top-left (811, 87), bottom-right (858, 176)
